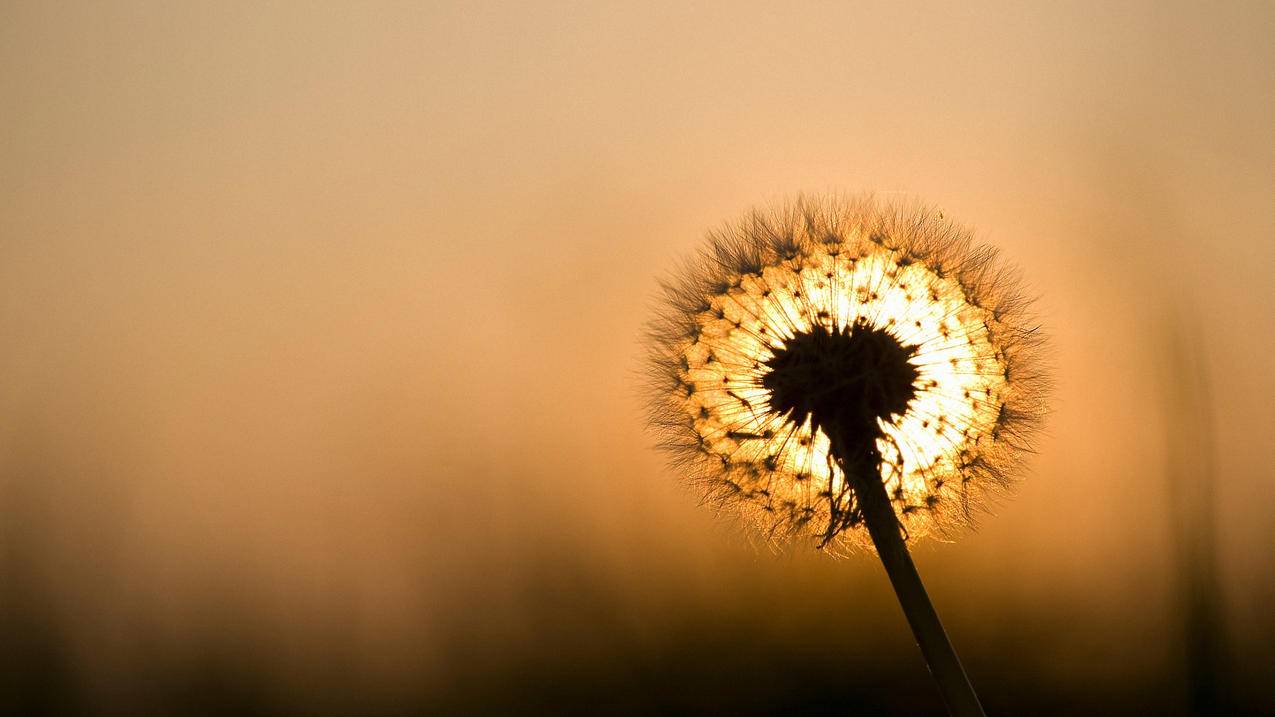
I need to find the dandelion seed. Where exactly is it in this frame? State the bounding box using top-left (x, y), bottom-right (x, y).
top-left (642, 194), bottom-right (1049, 716)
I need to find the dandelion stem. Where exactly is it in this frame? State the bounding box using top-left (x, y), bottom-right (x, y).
top-left (838, 439), bottom-right (985, 717)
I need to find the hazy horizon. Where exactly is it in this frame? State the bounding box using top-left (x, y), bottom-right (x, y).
top-left (3, 2), bottom-right (1274, 713)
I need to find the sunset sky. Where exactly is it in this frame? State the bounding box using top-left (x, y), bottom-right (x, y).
top-left (3, 2), bottom-right (1274, 714)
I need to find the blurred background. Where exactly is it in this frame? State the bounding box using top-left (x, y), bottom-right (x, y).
top-left (2, 2), bottom-right (1273, 714)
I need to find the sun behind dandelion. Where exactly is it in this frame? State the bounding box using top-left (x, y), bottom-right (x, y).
top-left (645, 195), bottom-right (1047, 554)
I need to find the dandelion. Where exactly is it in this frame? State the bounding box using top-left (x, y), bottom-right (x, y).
top-left (643, 195), bottom-right (1048, 716)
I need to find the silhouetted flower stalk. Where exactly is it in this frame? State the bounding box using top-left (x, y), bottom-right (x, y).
top-left (644, 195), bottom-right (1048, 716)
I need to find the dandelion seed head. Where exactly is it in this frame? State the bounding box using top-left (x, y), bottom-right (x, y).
top-left (643, 195), bottom-right (1048, 554)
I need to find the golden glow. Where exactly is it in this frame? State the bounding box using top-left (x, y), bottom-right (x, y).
top-left (676, 232), bottom-right (1010, 546)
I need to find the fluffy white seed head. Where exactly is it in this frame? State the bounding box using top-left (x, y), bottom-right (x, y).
top-left (643, 195), bottom-right (1049, 555)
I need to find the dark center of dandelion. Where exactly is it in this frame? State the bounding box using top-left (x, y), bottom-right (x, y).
top-left (762, 321), bottom-right (919, 451)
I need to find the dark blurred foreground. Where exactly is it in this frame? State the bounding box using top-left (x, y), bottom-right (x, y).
top-left (3, 524), bottom-right (1273, 716)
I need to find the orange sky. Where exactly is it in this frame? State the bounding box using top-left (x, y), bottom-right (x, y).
top-left (2, 1), bottom-right (1273, 710)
